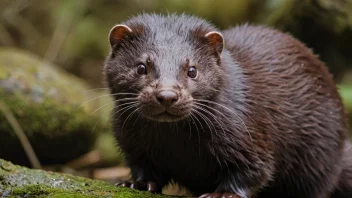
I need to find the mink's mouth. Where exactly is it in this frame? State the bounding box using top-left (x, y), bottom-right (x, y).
top-left (146, 110), bottom-right (188, 122)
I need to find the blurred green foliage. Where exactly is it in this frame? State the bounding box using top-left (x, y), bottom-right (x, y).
top-left (1, 0), bottom-right (352, 87)
top-left (0, 0), bottom-right (352, 130)
top-left (0, 0), bottom-right (262, 87)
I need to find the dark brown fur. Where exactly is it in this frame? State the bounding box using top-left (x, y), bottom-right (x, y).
top-left (104, 13), bottom-right (351, 198)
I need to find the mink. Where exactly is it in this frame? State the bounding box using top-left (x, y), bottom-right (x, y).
top-left (103, 13), bottom-right (352, 198)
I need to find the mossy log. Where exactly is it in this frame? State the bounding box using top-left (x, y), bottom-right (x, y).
top-left (0, 159), bottom-right (178, 198)
top-left (0, 47), bottom-right (113, 166)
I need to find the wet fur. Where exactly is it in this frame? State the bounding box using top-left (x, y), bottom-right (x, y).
top-left (104, 13), bottom-right (351, 197)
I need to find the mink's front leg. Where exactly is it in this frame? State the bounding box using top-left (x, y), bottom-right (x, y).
top-left (115, 161), bottom-right (169, 194)
top-left (115, 180), bottom-right (160, 193)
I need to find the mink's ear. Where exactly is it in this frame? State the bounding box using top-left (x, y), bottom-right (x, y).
top-left (108, 24), bottom-right (133, 48)
top-left (204, 31), bottom-right (224, 55)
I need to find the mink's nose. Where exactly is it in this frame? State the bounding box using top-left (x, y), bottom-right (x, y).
top-left (156, 90), bottom-right (178, 106)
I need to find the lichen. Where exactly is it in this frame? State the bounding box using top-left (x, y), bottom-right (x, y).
top-left (0, 159), bottom-right (179, 198)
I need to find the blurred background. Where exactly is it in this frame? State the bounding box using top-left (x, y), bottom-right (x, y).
top-left (0, 0), bottom-right (352, 196)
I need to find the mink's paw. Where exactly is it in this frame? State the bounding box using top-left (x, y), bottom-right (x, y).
top-left (115, 180), bottom-right (160, 193)
top-left (199, 192), bottom-right (243, 198)
top-left (115, 181), bottom-right (132, 188)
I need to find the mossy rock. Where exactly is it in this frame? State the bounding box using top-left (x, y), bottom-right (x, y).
top-left (0, 159), bottom-right (177, 198)
top-left (0, 47), bottom-right (113, 166)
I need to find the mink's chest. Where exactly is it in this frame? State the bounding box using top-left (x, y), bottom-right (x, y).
top-left (119, 120), bottom-right (221, 190)
top-left (148, 128), bottom-right (219, 190)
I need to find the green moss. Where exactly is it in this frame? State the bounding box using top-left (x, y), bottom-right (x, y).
top-left (46, 192), bottom-right (97, 198)
top-left (0, 159), bottom-right (179, 198)
top-left (10, 185), bottom-right (172, 198)
top-left (12, 185), bottom-right (58, 196)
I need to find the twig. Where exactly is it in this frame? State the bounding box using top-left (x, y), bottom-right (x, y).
top-left (44, 1), bottom-right (89, 63)
top-left (43, 11), bottom-right (74, 63)
top-left (2, 0), bottom-right (42, 46)
top-left (0, 100), bottom-right (41, 169)
top-left (64, 150), bottom-right (103, 170)
top-left (92, 166), bottom-right (130, 180)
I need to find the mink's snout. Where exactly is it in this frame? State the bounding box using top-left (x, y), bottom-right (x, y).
top-left (156, 89), bottom-right (179, 107)
top-left (137, 84), bottom-right (193, 122)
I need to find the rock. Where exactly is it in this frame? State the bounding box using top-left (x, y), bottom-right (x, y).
top-left (0, 159), bottom-right (175, 198)
top-left (0, 47), bottom-right (113, 166)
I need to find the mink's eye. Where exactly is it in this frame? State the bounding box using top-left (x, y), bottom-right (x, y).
top-left (137, 63), bottom-right (147, 75)
top-left (187, 66), bottom-right (197, 78)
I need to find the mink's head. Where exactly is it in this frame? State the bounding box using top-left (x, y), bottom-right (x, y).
top-left (104, 14), bottom-right (226, 123)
